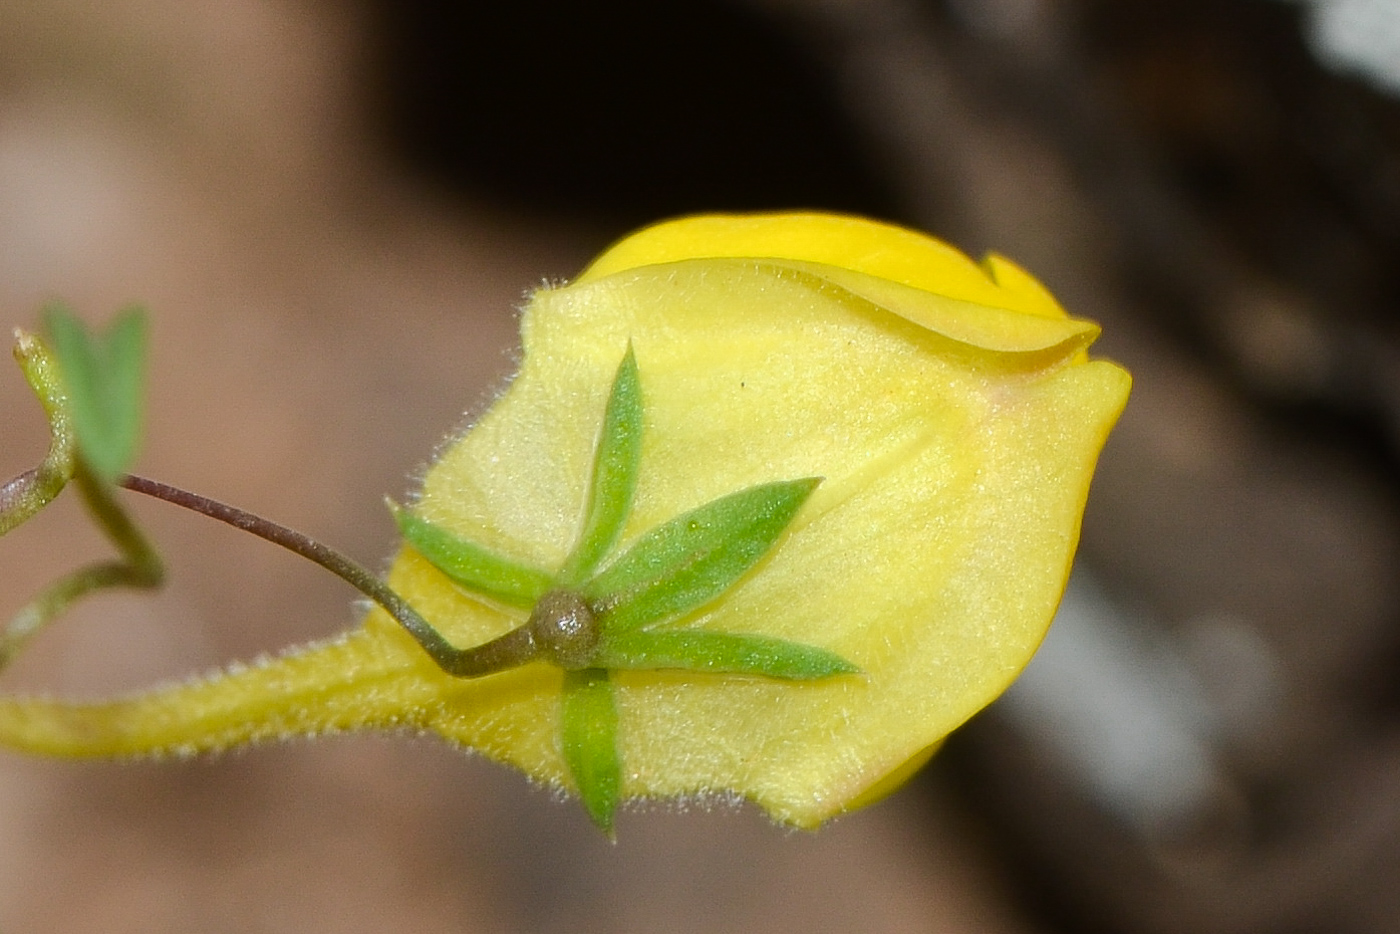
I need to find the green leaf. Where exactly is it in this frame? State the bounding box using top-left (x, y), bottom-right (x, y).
top-left (558, 346), bottom-right (642, 585)
top-left (42, 304), bottom-right (149, 484)
top-left (561, 668), bottom-right (621, 834)
top-left (599, 630), bottom-right (858, 680)
top-left (583, 478), bottom-right (821, 632)
top-left (392, 504), bottom-right (553, 609)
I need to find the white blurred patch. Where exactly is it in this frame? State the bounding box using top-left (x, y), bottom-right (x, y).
top-left (999, 569), bottom-right (1281, 846)
top-left (1279, 0), bottom-right (1400, 96)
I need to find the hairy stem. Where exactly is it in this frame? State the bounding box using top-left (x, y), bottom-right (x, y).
top-left (1, 331), bottom-right (163, 666)
top-left (0, 330), bottom-right (76, 535)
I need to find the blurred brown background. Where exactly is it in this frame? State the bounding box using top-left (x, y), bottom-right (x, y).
top-left (3, 0), bottom-right (1400, 931)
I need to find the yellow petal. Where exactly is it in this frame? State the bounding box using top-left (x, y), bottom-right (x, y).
top-left (399, 216), bottom-right (1130, 826)
top-left (0, 213), bottom-right (1129, 829)
top-left (577, 212), bottom-right (1068, 319)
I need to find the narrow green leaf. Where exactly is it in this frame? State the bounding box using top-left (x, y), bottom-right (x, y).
top-left (561, 668), bottom-right (621, 834)
top-left (558, 346), bottom-right (642, 585)
top-left (583, 478), bottom-right (821, 632)
top-left (392, 504), bottom-right (553, 609)
top-left (599, 630), bottom-right (858, 680)
top-left (42, 304), bottom-right (149, 484)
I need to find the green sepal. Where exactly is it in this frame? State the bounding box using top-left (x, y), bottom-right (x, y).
top-left (583, 478), bottom-right (821, 632)
top-left (42, 304), bottom-right (149, 484)
top-left (558, 346), bottom-right (642, 585)
top-left (391, 503), bottom-right (553, 609)
top-left (560, 668), bottom-right (622, 834)
top-left (598, 630), bottom-right (858, 680)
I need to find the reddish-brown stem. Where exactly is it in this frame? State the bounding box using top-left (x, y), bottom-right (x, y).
top-left (118, 474), bottom-right (539, 677)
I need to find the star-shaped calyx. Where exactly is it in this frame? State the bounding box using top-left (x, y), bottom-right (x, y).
top-left (390, 346), bottom-right (857, 832)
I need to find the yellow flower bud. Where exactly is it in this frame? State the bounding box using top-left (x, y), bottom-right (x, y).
top-left (0, 213), bottom-right (1129, 830)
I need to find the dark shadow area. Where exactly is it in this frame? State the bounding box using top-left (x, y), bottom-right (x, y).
top-left (370, 0), bottom-right (904, 227)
